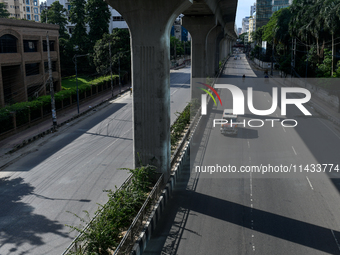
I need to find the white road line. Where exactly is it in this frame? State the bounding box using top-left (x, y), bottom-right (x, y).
top-left (305, 176), bottom-right (314, 190)
top-left (292, 146), bottom-right (297, 155)
top-left (318, 119), bottom-right (340, 140)
top-left (331, 229), bottom-right (340, 252)
top-left (282, 126), bottom-right (286, 132)
top-left (171, 89), bottom-right (178, 96)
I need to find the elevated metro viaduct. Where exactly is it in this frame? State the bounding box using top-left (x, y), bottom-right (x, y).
top-left (106, 0), bottom-right (238, 181)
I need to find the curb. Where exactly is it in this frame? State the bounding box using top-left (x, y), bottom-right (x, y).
top-left (6, 88), bottom-right (129, 155)
top-left (130, 116), bottom-right (202, 255)
top-left (130, 142), bottom-right (190, 255)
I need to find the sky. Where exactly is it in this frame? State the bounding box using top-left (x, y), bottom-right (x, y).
top-left (235, 0), bottom-right (256, 30)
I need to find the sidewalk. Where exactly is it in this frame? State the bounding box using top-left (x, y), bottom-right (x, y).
top-left (248, 57), bottom-right (340, 128)
top-left (0, 83), bottom-right (130, 158)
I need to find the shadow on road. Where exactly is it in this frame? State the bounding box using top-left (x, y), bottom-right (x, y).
top-left (0, 176), bottom-right (70, 253)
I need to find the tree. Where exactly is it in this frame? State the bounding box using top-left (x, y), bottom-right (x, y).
top-left (85, 0), bottom-right (111, 49)
top-left (69, 0), bottom-right (88, 53)
top-left (41, 1), bottom-right (69, 39)
top-left (0, 3), bottom-right (10, 18)
top-left (170, 36), bottom-right (184, 58)
top-left (92, 29), bottom-right (131, 76)
top-left (323, 0), bottom-right (340, 76)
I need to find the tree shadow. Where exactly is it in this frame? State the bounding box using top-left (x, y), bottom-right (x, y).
top-left (0, 176), bottom-right (70, 254)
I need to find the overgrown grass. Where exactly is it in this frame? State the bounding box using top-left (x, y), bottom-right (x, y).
top-left (67, 100), bottom-right (200, 255)
top-left (67, 164), bottom-right (156, 255)
top-left (62, 75), bottom-right (118, 89)
top-left (171, 99), bottom-right (200, 148)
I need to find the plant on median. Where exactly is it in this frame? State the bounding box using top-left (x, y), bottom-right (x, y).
top-left (67, 164), bottom-right (156, 255)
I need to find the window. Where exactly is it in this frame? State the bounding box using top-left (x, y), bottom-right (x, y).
top-left (34, 7), bottom-right (37, 13)
top-left (69, 27), bottom-right (73, 34)
top-left (25, 63), bottom-right (39, 76)
top-left (68, 5), bottom-right (71, 10)
top-left (43, 40), bottom-right (55, 51)
top-left (112, 16), bottom-right (124, 21)
top-left (27, 14), bottom-right (31, 20)
top-left (26, 0), bottom-right (29, 4)
top-left (23, 40), bottom-right (37, 52)
top-left (33, 0), bottom-right (37, 5)
top-left (26, 6), bottom-right (30, 12)
top-left (0, 34), bottom-right (17, 53)
top-left (44, 61), bottom-right (57, 72)
top-left (34, 15), bottom-right (39, 21)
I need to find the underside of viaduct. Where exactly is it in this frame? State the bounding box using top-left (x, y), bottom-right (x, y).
top-left (105, 0), bottom-right (238, 181)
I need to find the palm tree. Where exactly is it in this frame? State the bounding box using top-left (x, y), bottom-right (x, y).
top-left (323, 0), bottom-right (340, 76)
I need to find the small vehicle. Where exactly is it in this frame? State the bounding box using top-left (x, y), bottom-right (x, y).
top-left (220, 109), bottom-right (238, 136)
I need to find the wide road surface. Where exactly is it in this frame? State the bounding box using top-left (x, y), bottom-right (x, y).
top-left (144, 55), bottom-right (340, 254)
top-left (0, 67), bottom-right (190, 255)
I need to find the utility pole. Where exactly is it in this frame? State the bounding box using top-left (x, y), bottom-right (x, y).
top-left (75, 56), bottom-right (79, 114)
top-left (271, 40), bottom-right (274, 76)
top-left (118, 53), bottom-right (121, 93)
top-left (73, 53), bottom-right (89, 114)
top-left (46, 32), bottom-right (57, 129)
top-left (109, 40), bottom-right (113, 97)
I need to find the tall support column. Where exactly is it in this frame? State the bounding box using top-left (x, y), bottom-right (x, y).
top-left (182, 15), bottom-right (216, 100)
top-left (206, 25), bottom-right (222, 77)
top-left (107, 0), bottom-right (192, 181)
top-left (215, 32), bottom-right (224, 74)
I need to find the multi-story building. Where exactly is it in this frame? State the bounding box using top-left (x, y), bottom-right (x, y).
top-left (256, 0), bottom-right (292, 29)
top-left (248, 13), bottom-right (256, 42)
top-left (44, 0), bottom-right (128, 35)
top-left (241, 16), bottom-right (250, 34)
top-left (170, 17), bottom-right (189, 42)
top-left (237, 27), bottom-right (242, 35)
top-left (0, 19), bottom-right (61, 107)
top-left (250, 3), bottom-right (256, 16)
top-left (1, 0), bottom-right (41, 21)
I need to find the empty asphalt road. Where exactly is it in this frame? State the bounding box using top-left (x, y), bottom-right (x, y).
top-left (0, 67), bottom-right (190, 255)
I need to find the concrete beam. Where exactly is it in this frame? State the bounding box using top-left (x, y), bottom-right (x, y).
top-left (182, 15), bottom-right (216, 100)
top-left (107, 0), bottom-right (192, 181)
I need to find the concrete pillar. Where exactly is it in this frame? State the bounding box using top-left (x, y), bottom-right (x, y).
top-left (206, 25), bottom-right (222, 77)
top-left (215, 32), bottom-right (224, 74)
top-left (0, 65), bottom-right (4, 107)
top-left (107, 0), bottom-right (192, 181)
top-left (182, 15), bottom-right (216, 100)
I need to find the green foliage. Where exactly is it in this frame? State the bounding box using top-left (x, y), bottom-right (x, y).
top-left (59, 37), bottom-right (76, 76)
top-left (0, 3), bottom-right (10, 18)
top-left (317, 49), bottom-right (332, 77)
top-left (41, 1), bottom-right (69, 39)
top-left (92, 30), bottom-right (131, 76)
top-left (85, 0), bottom-right (110, 49)
top-left (238, 32), bottom-right (247, 44)
top-left (69, 0), bottom-right (88, 53)
top-left (67, 165), bottom-right (156, 255)
top-left (0, 75), bottom-right (113, 134)
top-left (170, 99), bottom-right (200, 147)
top-left (170, 36), bottom-right (187, 57)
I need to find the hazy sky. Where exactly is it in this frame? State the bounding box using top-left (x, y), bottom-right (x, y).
top-left (235, 0), bottom-right (256, 29)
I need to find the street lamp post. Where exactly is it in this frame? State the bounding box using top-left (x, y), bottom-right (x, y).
top-left (73, 53), bottom-right (89, 114)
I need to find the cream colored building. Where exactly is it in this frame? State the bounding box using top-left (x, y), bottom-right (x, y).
top-left (1, 0), bottom-right (41, 21)
top-left (248, 14), bottom-right (256, 42)
top-left (0, 19), bottom-right (61, 107)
